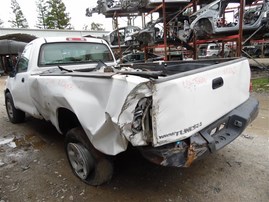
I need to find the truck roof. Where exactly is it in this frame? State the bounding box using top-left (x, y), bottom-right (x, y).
top-left (32, 36), bottom-right (107, 44)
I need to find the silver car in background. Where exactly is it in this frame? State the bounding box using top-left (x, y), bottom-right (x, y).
top-left (180, 0), bottom-right (269, 40)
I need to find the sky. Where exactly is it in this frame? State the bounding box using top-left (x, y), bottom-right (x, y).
top-left (0, 0), bottom-right (115, 31)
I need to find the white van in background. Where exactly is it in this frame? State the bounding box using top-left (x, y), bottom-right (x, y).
top-left (198, 43), bottom-right (231, 58)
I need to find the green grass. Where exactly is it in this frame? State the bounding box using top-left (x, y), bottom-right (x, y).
top-left (251, 77), bottom-right (269, 93)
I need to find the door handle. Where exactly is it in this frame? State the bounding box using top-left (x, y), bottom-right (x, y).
top-left (21, 78), bottom-right (25, 83)
top-left (212, 77), bottom-right (223, 89)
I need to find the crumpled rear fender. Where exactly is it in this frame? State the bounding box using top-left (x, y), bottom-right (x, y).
top-left (29, 74), bottom-right (152, 156)
top-left (118, 81), bottom-right (153, 146)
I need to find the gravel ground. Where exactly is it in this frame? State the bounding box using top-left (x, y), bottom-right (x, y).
top-left (0, 75), bottom-right (268, 202)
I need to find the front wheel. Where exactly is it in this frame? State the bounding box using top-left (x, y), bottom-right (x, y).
top-left (5, 92), bottom-right (25, 123)
top-left (65, 127), bottom-right (113, 185)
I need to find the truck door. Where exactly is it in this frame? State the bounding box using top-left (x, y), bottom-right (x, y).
top-left (10, 44), bottom-right (35, 115)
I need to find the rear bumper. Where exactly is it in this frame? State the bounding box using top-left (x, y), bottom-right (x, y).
top-left (138, 96), bottom-right (259, 167)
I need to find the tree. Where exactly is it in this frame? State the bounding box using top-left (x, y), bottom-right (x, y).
top-left (9, 0), bottom-right (29, 28)
top-left (45, 0), bottom-right (72, 29)
top-left (36, 0), bottom-right (48, 29)
top-left (90, 22), bottom-right (104, 31)
top-left (83, 24), bottom-right (89, 30)
top-left (0, 33), bottom-right (36, 43)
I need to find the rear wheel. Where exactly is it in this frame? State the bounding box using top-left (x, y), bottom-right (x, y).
top-left (5, 92), bottom-right (25, 123)
top-left (65, 127), bottom-right (113, 185)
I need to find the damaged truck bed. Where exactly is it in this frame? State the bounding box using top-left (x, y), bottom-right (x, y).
top-left (4, 37), bottom-right (258, 185)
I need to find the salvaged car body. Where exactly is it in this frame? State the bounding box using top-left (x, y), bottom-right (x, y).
top-left (116, 51), bottom-right (163, 63)
top-left (181, 0), bottom-right (269, 40)
top-left (103, 26), bottom-right (141, 48)
top-left (86, 0), bottom-right (191, 17)
top-left (4, 37), bottom-right (258, 185)
top-left (243, 43), bottom-right (269, 57)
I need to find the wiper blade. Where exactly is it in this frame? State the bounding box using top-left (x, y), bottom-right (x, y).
top-left (73, 67), bottom-right (96, 72)
top-left (94, 60), bottom-right (108, 70)
top-left (58, 65), bottom-right (73, 72)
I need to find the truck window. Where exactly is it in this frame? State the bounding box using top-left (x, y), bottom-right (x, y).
top-left (17, 43), bottom-right (32, 73)
top-left (110, 29), bottom-right (125, 46)
top-left (38, 42), bottom-right (114, 67)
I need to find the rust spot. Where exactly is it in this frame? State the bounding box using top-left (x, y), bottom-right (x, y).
top-left (185, 144), bottom-right (196, 167)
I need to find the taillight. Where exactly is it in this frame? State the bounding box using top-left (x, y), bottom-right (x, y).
top-left (66, 37), bottom-right (86, 41)
top-left (249, 81), bottom-right (253, 92)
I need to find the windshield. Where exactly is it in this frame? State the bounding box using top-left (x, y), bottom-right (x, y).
top-left (38, 42), bottom-right (114, 67)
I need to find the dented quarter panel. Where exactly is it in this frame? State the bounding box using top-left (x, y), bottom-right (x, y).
top-left (28, 73), bottom-right (150, 155)
top-left (118, 81), bottom-right (153, 146)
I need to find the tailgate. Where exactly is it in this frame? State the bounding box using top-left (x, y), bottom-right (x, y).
top-left (151, 58), bottom-right (251, 146)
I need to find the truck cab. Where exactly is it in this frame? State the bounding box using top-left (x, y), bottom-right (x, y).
top-left (5, 36), bottom-right (116, 119)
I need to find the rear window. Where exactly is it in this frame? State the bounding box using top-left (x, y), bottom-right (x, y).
top-left (209, 45), bottom-right (218, 50)
top-left (199, 45), bottom-right (207, 50)
top-left (38, 42), bottom-right (114, 67)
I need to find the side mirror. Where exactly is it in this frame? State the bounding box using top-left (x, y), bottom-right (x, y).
top-left (7, 65), bottom-right (16, 77)
top-left (9, 71), bottom-right (16, 77)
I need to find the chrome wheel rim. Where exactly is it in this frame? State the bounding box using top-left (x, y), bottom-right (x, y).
top-left (67, 143), bottom-right (94, 180)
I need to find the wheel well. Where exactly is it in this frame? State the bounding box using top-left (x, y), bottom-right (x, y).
top-left (4, 89), bottom-right (10, 95)
top-left (200, 18), bottom-right (213, 30)
top-left (58, 108), bottom-right (81, 135)
top-left (195, 18), bottom-right (213, 37)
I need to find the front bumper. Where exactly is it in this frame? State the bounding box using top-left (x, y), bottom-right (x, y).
top-left (138, 96), bottom-right (259, 167)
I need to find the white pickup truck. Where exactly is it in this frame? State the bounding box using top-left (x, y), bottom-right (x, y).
top-left (4, 37), bottom-right (258, 185)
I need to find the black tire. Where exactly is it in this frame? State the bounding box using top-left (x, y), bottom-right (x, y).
top-left (65, 127), bottom-right (113, 186)
top-left (5, 92), bottom-right (25, 123)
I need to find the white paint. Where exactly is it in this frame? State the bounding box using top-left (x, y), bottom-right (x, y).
top-left (151, 59), bottom-right (250, 146)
